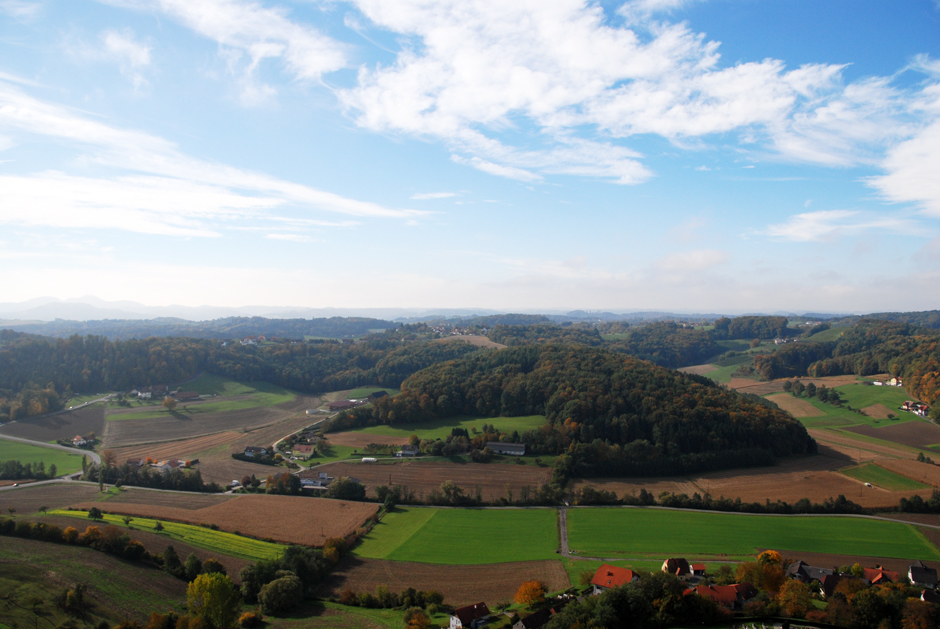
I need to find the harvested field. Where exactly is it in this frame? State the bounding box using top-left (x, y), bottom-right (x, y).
top-left (111, 432), bottom-right (245, 462)
top-left (766, 393), bottom-right (823, 418)
top-left (874, 459), bottom-right (940, 488)
top-left (72, 494), bottom-right (378, 547)
top-left (574, 445), bottom-right (933, 509)
top-left (309, 461), bottom-right (553, 502)
top-left (320, 557), bottom-right (569, 607)
top-left (0, 482), bottom-right (103, 513)
top-left (103, 487), bottom-right (235, 510)
top-left (727, 374), bottom-right (869, 396)
top-left (434, 335), bottom-right (505, 349)
top-left (197, 457), bottom-right (284, 487)
top-left (0, 403), bottom-right (105, 443)
top-left (24, 514), bottom-right (251, 579)
top-left (845, 421), bottom-right (940, 450)
top-left (862, 404), bottom-right (897, 420)
top-left (102, 394), bottom-right (319, 448)
top-left (679, 364), bottom-right (718, 375)
top-left (328, 431), bottom-right (410, 448)
top-left (809, 429), bottom-right (915, 459)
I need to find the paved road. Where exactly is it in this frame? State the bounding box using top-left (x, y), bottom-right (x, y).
top-left (0, 433), bottom-right (101, 466)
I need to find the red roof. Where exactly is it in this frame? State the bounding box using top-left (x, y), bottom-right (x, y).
top-left (453, 602), bottom-right (490, 626)
top-left (294, 444), bottom-right (314, 454)
top-left (693, 583), bottom-right (757, 608)
top-left (691, 563), bottom-right (706, 572)
top-left (591, 564), bottom-right (638, 589)
top-left (864, 567), bottom-right (900, 584)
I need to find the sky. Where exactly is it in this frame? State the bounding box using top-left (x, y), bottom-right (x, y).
top-left (1, 0), bottom-right (939, 314)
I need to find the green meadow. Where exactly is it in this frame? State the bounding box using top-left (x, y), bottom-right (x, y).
top-left (840, 463), bottom-right (930, 491)
top-left (0, 440), bottom-right (84, 475)
top-left (49, 509), bottom-right (286, 561)
top-left (566, 508), bottom-right (940, 561)
top-left (354, 507), bottom-right (558, 564)
top-left (345, 386), bottom-right (400, 399)
top-left (107, 374), bottom-right (295, 420)
top-left (348, 415), bottom-right (546, 441)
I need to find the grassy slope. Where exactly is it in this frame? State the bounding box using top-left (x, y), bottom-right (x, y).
top-left (355, 507), bottom-right (558, 564)
top-left (106, 374), bottom-right (295, 421)
top-left (349, 415), bottom-right (546, 441)
top-left (803, 326), bottom-right (851, 343)
top-left (782, 384), bottom-right (919, 429)
top-left (566, 508), bottom-right (940, 561)
top-left (0, 440), bottom-right (84, 475)
top-left (841, 463), bottom-right (930, 491)
top-left (49, 509), bottom-right (286, 561)
top-left (345, 387), bottom-right (400, 399)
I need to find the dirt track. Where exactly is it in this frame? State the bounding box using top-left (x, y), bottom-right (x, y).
top-left (319, 557), bottom-right (568, 607)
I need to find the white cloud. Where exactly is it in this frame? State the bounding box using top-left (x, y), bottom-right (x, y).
top-left (0, 80), bottom-right (424, 236)
top-left (97, 0), bottom-right (346, 104)
top-left (0, 0), bottom-right (41, 19)
top-left (410, 191), bottom-right (456, 200)
top-left (101, 29), bottom-right (152, 88)
top-left (868, 120), bottom-right (940, 217)
top-left (762, 209), bottom-right (921, 242)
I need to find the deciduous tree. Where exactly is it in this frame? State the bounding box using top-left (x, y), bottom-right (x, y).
top-left (186, 573), bottom-right (241, 628)
top-left (514, 580), bottom-right (546, 605)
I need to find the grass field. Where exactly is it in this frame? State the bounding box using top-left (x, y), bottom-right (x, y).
top-left (355, 507), bottom-right (559, 564)
top-left (106, 374), bottom-right (295, 420)
top-left (840, 463), bottom-right (931, 490)
top-left (306, 442), bottom-right (359, 465)
top-left (804, 326), bottom-right (851, 343)
top-left (0, 439), bottom-right (84, 475)
top-left (705, 362), bottom-right (748, 384)
top-left (348, 415), bottom-right (546, 441)
top-left (49, 509), bottom-right (287, 561)
top-left (346, 387), bottom-right (400, 399)
top-left (566, 508), bottom-right (940, 561)
top-left (783, 384), bottom-right (918, 429)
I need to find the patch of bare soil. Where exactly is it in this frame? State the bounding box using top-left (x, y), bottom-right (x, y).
top-left (308, 461), bottom-right (553, 503)
top-left (862, 404), bottom-right (897, 420)
top-left (678, 364), bottom-right (719, 375)
top-left (319, 557), bottom-right (569, 607)
top-left (196, 457), bottom-right (284, 486)
top-left (434, 335), bottom-right (506, 349)
top-left (104, 487), bottom-right (235, 510)
top-left (727, 374), bottom-right (869, 396)
top-left (328, 432), bottom-right (410, 448)
top-left (844, 422), bottom-right (940, 450)
top-left (766, 393), bottom-right (823, 418)
top-left (874, 459), bottom-right (940, 488)
top-left (0, 404), bottom-right (106, 443)
top-left (0, 482), bottom-right (103, 513)
top-left (808, 429), bottom-right (915, 460)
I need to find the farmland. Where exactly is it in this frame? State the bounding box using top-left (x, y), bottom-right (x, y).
top-left (0, 403), bottom-right (105, 443)
top-left (313, 460), bottom-right (553, 502)
top-left (354, 507), bottom-right (558, 564)
top-left (0, 482), bottom-right (104, 513)
top-left (845, 421), bottom-right (940, 450)
top-left (331, 415), bottom-right (546, 442)
top-left (320, 557), bottom-right (570, 607)
top-left (49, 509), bottom-right (287, 561)
top-left (0, 439), bottom-right (85, 475)
top-left (840, 462), bottom-right (930, 491)
top-left (74, 492), bottom-right (379, 547)
top-left (565, 508), bottom-right (940, 561)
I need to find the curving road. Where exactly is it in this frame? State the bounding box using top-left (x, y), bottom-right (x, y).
top-left (0, 433), bottom-right (100, 466)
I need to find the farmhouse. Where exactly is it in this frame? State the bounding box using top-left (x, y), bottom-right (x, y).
top-left (513, 601), bottom-right (571, 629)
top-left (591, 564), bottom-right (639, 595)
top-left (691, 563), bottom-right (706, 577)
top-left (923, 589), bottom-right (940, 605)
top-left (397, 445), bottom-right (420, 457)
top-left (786, 560), bottom-right (834, 584)
top-left (662, 558), bottom-right (692, 581)
top-left (71, 435), bottom-right (87, 447)
top-left (327, 400), bottom-right (361, 411)
top-left (910, 561), bottom-right (939, 589)
top-left (244, 446), bottom-right (268, 458)
top-left (293, 444), bottom-right (314, 458)
top-left (126, 458), bottom-right (144, 468)
top-left (369, 390), bottom-right (388, 400)
top-left (820, 575), bottom-right (843, 598)
top-left (485, 442), bottom-right (526, 456)
top-left (863, 567), bottom-right (900, 585)
top-left (692, 584), bottom-right (757, 610)
top-left (450, 602), bottom-right (490, 629)
top-left (173, 390), bottom-right (201, 402)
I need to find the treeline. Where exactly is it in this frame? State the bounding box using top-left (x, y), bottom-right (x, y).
top-left (0, 382), bottom-right (63, 421)
top-left (0, 460), bottom-right (57, 479)
top-left (753, 320), bottom-right (940, 405)
top-left (86, 462), bottom-right (222, 493)
top-left (605, 322), bottom-right (718, 369)
top-left (832, 310), bottom-right (940, 330)
top-left (1, 316), bottom-right (397, 341)
top-left (487, 323), bottom-right (603, 346)
top-left (329, 345), bottom-right (815, 476)
top-left (713, 315), bottom-right (790, 340)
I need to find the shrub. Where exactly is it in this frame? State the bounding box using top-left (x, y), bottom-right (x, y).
top-left (339, 589), bottom-right (358, 606)
top-left (259, 574), bottom-right (302, 616)
top-left (63, 526), bottom-right (79, 543)
top-left (238, 611), bottom-right (263, 628)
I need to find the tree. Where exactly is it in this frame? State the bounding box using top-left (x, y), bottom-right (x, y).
top-left (258, 574), bottom-right (302, 616)
top-left (805, 382), bottom-right (817, 398)
top-left (163, 545), bottom-right (184, 578)
top-left (38, 506), bottom-right (47, 514)
top-left (102, 449), bottom-right (117, 468)
top-left (409, 434), bottom-right (420, 446)
top-left (757, 550), bottom-right (782, 566)
top-left (87, 507), bottom-right (103, 522)
top-left (792, 381), bottom-right (806, 397)
top-left (155, 520), bottom-right (164, 531)
top-left (777, 579), bottom-right (812, 618)
top-left (750, 338), bottom-right (761, 348)
top-left (122, 516), bottom-right (133, 527)
top-left (782, 380), bottom-right (793, 392)
top-left (185, 553), bottom-right (204, 582)
top-left (163, 397), bottom-right (178, 411)
top-left (327, 477), bottom-right (366, 501)
top-left (514, 581), bottom-right (546, 605)
top-left (186, 573), bottom-right (241, 628)
top-left (404, 607), bottom-right (430, 629)
top-left (6, 507), bottom-right (13, 517)
top-left (203, 558), bottom-right (227, 576)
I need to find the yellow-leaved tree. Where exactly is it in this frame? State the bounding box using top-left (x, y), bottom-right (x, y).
top-left (514, 581), bottom-right (547, 605)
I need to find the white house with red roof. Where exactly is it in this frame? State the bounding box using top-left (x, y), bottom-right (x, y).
top-left (591, 564), bottom-right (639, 595)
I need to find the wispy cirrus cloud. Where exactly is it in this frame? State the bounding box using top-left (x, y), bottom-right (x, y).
top-left (410, 191), bottom-right (457, 200)
top-left (101, 29), bottom-right (152, 88)
top-left (762, 209), bottom-right (921, 242)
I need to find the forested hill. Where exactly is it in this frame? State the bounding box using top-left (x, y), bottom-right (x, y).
top-left (330, 345), bottom-right (816, 477)
top-left (752, 320), bottom-right (940, 406)
top-left (0, 315), bottom-right (397, 341)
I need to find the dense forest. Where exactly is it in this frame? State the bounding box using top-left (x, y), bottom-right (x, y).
top-left (1, 316), bottom-right (398, 341)
top-left (328, 345), bottom-right (815, 477)
top-left (488, 323), bottom-right (603, 346)
top-left (604, 322), bottom-right (718, 369)
top-left (753, 320), bottom-right (940, 405)
top-left (712, 315), bottom-right (791, 340)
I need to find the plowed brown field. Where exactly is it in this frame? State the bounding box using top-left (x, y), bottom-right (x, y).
top-left (112, 432), bottom-right (245, 462)
top-left (766, 393), bottom-right (822, 418)
top-left (434, 335), bottom-right (506, 349)
top-left (809, 429), bottom-right (913, 459)
top-left (875, 459), bottom-right (940, 488)
top-left (104, 488), bottom-right (235, 510)
top-left (727, 374), bottom-right (871, 396)
top-left (0, 404), bottom-right (106, 443)
top-left (72, 494), bottom-right (378, 547)
top-left (845, 422), bottom-right (940, 450)
top-left (573, 445), bottom-right (934, 509)
top-left (319, 557), bottom-right (568, 607)
top-left (309, 461), bottom-right (553, 502)
top-left (679, 364), bottom-right (718, 375)
top-left (0, 482), bottom-right (103, 513)
top-left (862, 404), bottom-right (896, 420)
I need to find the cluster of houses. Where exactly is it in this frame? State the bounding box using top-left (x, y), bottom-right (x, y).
top-left (125, 457), bottom-right (189, 473)
top-left (430, 326), bottom-right (483, 338)
top-left (872, 377), bottom-right (904, 387)
top-left (903, 400), bottom-right (931, 417)
top-left (129, 386), bottom-right (201, 403)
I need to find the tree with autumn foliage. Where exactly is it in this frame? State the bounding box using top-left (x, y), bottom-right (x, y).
top-left (776, 579), bottom-right (812, 618)
top-left (403, 607), bottom-right (430, 629)
top-left (514, 580), bottom-right (547, 605)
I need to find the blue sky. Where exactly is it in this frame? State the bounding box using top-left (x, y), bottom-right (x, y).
top-left (1, 0), bottom-right (939, 314)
